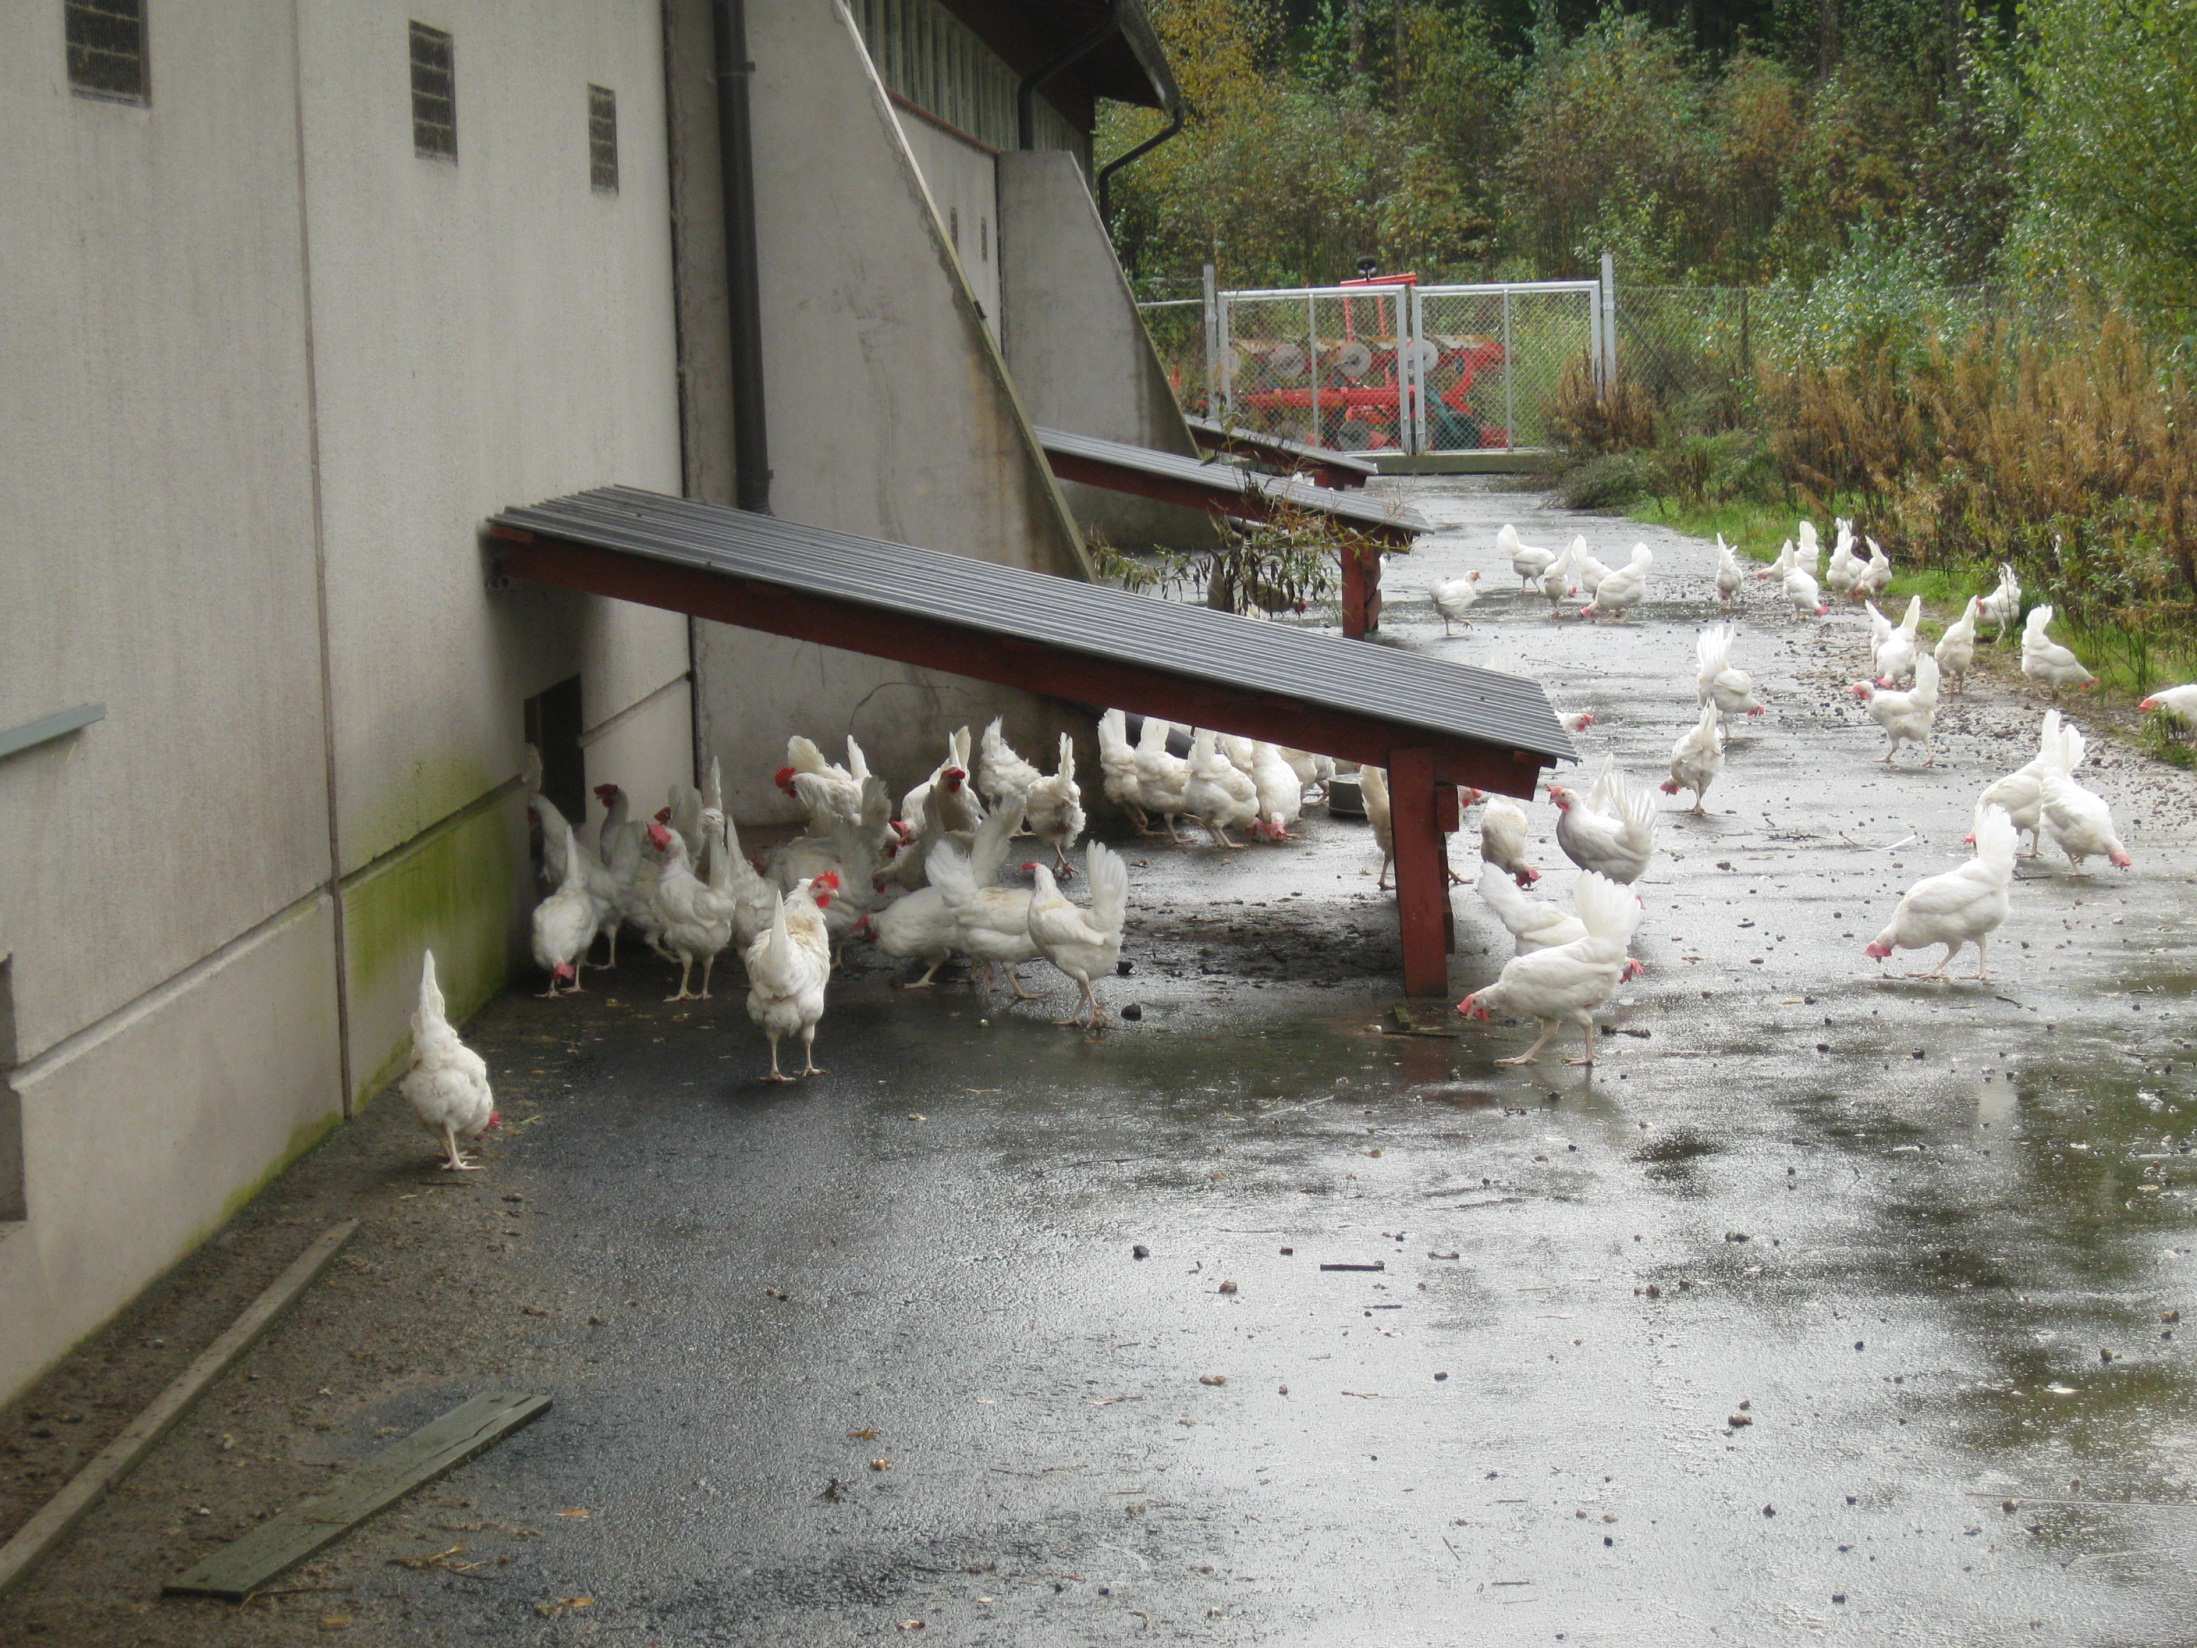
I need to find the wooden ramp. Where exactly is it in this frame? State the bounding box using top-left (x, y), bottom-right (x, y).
top-left (1033, 425), bottom-right (1423, 638)
top-left (1183, 416), bottom-right (1379, 490)
top-left (486, 488), bottom-right (1572, 995)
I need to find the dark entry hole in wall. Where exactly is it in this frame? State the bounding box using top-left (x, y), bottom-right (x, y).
top-left (525, 675), bottom-right (585, 871)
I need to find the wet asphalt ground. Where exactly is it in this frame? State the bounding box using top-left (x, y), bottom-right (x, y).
top-left (5, 479), bottom-right (2197, 1645)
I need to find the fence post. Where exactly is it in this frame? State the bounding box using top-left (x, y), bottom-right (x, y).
top-left (1202, 262), bottom-right (1219, 418)
top-left (1306, 291), bottom-right (1320, 449)
top-left (1599, 251), bottom-right (1618, 392)
top-left (1500, 289), bottom-right (1516, 453)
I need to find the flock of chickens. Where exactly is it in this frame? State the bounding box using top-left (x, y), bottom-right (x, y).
top-left (395, 506), bottom-right (2197, 1168)
top-left (1423, 514), bottom-right (2180, 1067)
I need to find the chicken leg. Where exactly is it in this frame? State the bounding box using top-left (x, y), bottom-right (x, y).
top-left (1909, 944), bottom-right (1958, 981)
top-left (665, 957), bottom-right (701, 1003)
top-left (798, 1027), bottom-right (825, 1078)
top-left (895, 956), bottom-right (949, 991)
top-left (1495, 1020), bottom-right (1557, 1067)
top-left (438, 1124), bottom-right (481, 1172)
top-left (763, 1034), bottom-right (794, 1084)
top-left (1005, 966), bottom-right (1041, 1002)
top-left (1970, 936), bottom-right (1990, 981)
top-left (1565, 1018), bottom-right (1598, 1067)
top-left (697, 954), bottom-right (717, 998)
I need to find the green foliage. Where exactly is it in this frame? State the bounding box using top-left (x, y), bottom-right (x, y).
top-left (1552, 451), bottom-right (1653, 511)
top-left (2008, 0), bottom-right (2197, 313)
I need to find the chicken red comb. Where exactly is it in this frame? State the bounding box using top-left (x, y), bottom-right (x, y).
top-left (593, 782), bottom-right (618, 798)
top-left (647, 821), bottom-right (673, 849)
top-left (774, 765), bottom-right (797, 788)
top-left (814, 871), bottom-right (841, 889)
top-left (654, 806), bottom-right (673, 822)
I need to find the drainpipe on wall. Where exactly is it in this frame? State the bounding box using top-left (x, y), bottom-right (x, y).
top-left (1095, 96), bottom-right (1183, 228)
top-left (1017, 3), bottom-right (1122, 150)
top-left (712, 0), bottom-right (771, 514)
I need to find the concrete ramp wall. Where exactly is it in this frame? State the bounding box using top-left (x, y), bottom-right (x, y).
top-left (691, 0), bottom-right (1092, 821)
top-left (996, 150), bottom-right (1218, 552)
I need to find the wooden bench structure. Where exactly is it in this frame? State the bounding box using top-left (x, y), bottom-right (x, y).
top-left (486, 487), bottom-right (1571, 996)
top-left (1032, 426), bottom-right (1423, 640)
top-left (1182, 416), bottom-right (1379, 490)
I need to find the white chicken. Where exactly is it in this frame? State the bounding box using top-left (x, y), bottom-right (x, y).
top-left (1185, 728), bottom-right (1259, 848)
top-left (1873, 596), bottom-right (1923, 685)
top-left (1796, 519), bottom-right (1821, 581)
top-left (1824, 521), bottom-right (1859, 600)
top-left (1579, 544), bottom-right (1651, 623)
top-left (1781, 545), bottom-right (1829, 619)
top-left (1573, 537), bottom-right (1615, 599)
top-left (710, 808), bottom-right (780, 955)
top-left (1866, 804), bottom-right (2016, 980)
top-left (596, 786), bottom-right (676, 963)
top-left (1021, 733), bottom-right (1086, 875)
top-left (1251, 741), bottom-right (1304, 842)
top-left (929, 821), bottom-right (1042, 1001)
top-left (1026, 841), bottom-right (1131, 1029)
top-left (2039, 766), bottom-right (2132, 873)
top-left (1537, 538), bottom-right (1579, 616)
top-left (776, 735), bottom-right (870, 829)
top-left (1096, 709), bottom-right (1148, 831)
top-left (531, 822), bottom-right (599, 996)
top-left (1854, 537), bottom-right (1893, 604)
top-left (1280, 746), bottom-right (1336, 801)
top-left (1851, 652), bottom-right (1940, 766)
top-left (1455, 871), bottom-right (1642, 1066)
top-left (861, 804), bottom-right (1017, 989)
top-left (1660, 702), bottom-right (1724, 813)
top-left (1500, 522), bottom-right (1559, 589)
top-left (2021, 605), bottom-right (2096, 693)
top-left (1429, 571), bottom-right (1482, 636)
top-left (1133, 716), bottom-right (1191, 842)
top-left (1695, 623), bottom-right (1766, 720)
top-left (1474, 793), bottom-right (1539, 888)
top-left (1934, 597), bottom-right (1979, 694)
top-left (1976, 561), bottom-right (2022, 641)
top-left (529, 793), bottom-right (620, 965)
top-left (1475, 863), bottom-right (1648, 978)
top-left (1978, 709), bottom-right (2085, 858)
top-left (978, 715), bottom-right (1045, 820)
top-left (1548, 758), bottom-right (1657, 884)
top-left (901, 728), bottom-right (982, 836)
top-left (2139, 684), bottom-right (2197, 737)
top-left (648, 821), bottom-right (735, 1002)
top-left (745, 875), bottom-right (836, 1082)
top-left (1714, 535), bottom-right (1746, 607)
top-left (400, 951), bottom-right (497, 1171)
top-left (1359, 764), bottom-right (1395, 889)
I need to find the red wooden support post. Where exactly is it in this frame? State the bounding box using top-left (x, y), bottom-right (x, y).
top-left (1389, 747), bottom-right (1451, 996)
top-left (1341, 546), bottom-right (1383, 640)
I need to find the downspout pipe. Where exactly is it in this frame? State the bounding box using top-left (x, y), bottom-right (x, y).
top-left (1017, 3), bottom-right (1122, 149)
top-left (712, 0), bottom-right (771, 514)
top-left (1095, 96), bottom-right (1183, 228)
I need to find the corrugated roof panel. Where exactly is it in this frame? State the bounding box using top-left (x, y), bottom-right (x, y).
top-left (1183, 416), bottom-right (1380, 480)
top-left (1034, 427), bottom-right (1424, 536)
top-left (487, 488), bottom-right (1574, 763)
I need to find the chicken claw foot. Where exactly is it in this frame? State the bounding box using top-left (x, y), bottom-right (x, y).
top-left (1493, 1052), bottom-right (1538, 1067)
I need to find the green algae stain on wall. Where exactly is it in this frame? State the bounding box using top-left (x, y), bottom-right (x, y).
top-left (344, 798), bottom-right (519, 1108)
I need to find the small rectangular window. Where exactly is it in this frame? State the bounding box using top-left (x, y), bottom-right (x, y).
top-left (410, 20), bottom-right (457, 161)
top-left (588, 84), bottom-right (618, 193)
top-left (65, 0), bottom-right (148, 104)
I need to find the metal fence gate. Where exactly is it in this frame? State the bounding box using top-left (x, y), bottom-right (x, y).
top-left (1192, 277), bottom-right (1606, 456)
top-left (1215, 283), bottom-right (1420, 456)
top-left (1409, 281), bottom-right (1601, 454)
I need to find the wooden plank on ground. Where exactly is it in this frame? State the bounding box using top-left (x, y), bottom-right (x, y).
top-left (164, 1390), bottom-right (552, 1600)
top-left (0, 1219), bottom-right (359, 1598)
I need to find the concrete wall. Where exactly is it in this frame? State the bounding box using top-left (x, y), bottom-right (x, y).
top-left (296, 0), bottom-right (690, 1094)
top-left (0, 0), bottom-right (688, 1405)
top-left (995, 149), bottom-right (1217, 551)
top-left (897, 118), bottom-right (1002, 338)
top-left (0, 0), bottom-right (339, 1406)
top-left (694, 0), bottom-right (1092, 822)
